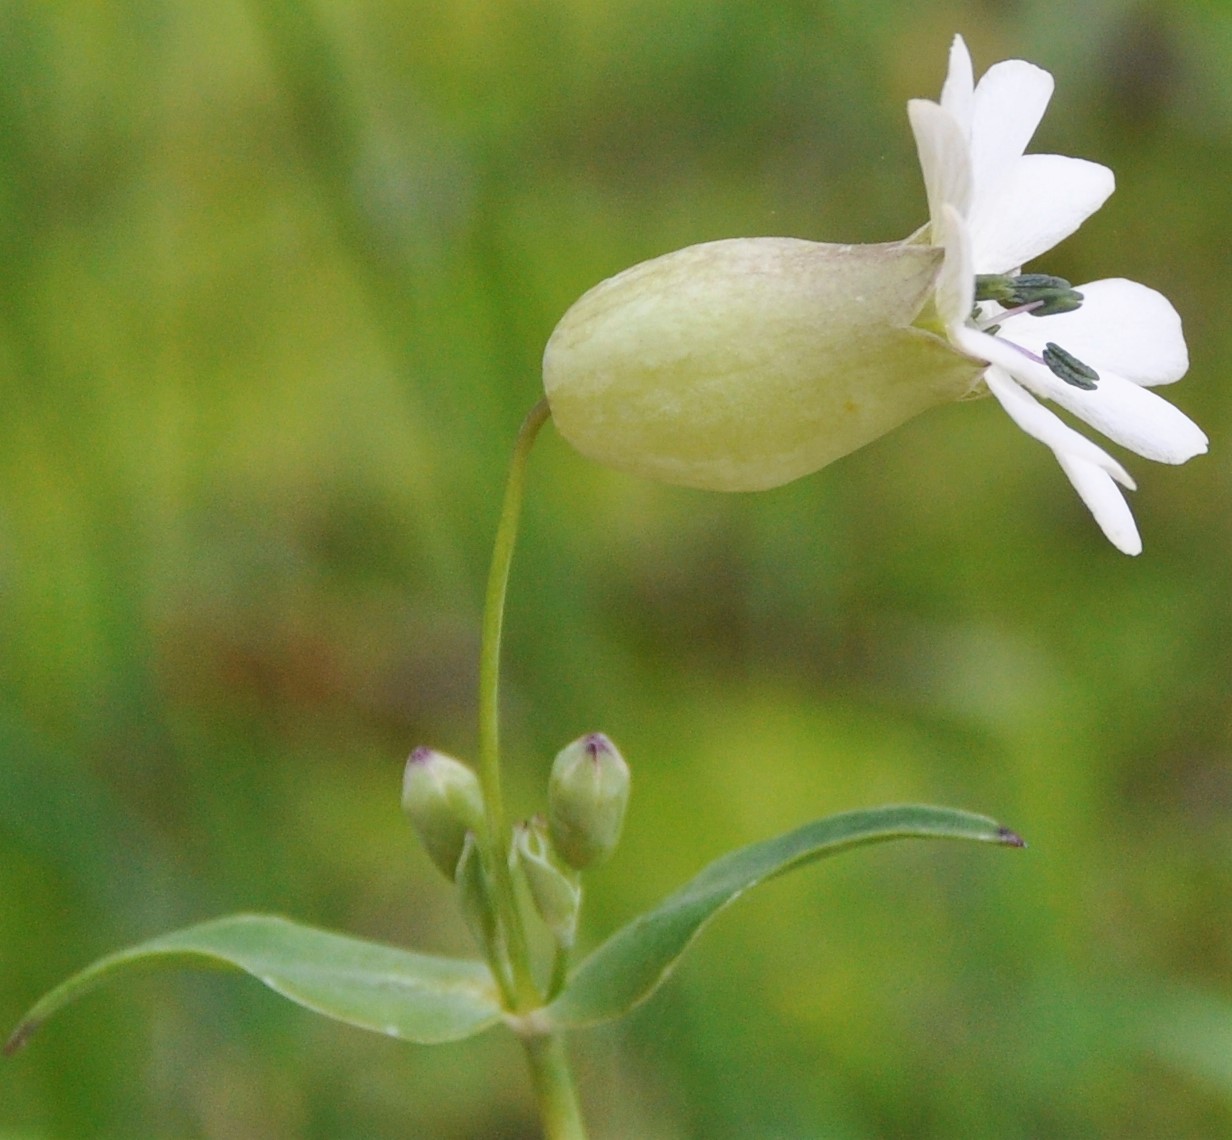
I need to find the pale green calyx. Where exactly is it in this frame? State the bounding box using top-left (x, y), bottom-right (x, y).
top-left (543, 238), bottom-right (984, 491)
top-left (402, 747), bottom-right (486, 879)
top-left (514, 817), bottom-right (582, 948)
top-left (547, 733), bottom-right (630, 870)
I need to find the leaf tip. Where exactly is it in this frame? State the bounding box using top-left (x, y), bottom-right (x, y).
top-left (996, 825), bottom-right (1027, 849)
top-left (3, 1019), bottom-right (40, 1058)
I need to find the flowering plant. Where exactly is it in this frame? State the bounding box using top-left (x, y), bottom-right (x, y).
top-left (5, 35), bottom-right (1204, 1139)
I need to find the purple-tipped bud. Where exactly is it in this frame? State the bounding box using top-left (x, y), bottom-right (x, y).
top-left (401, 747), bottom-right (485, 879)
top-left (547, 733), bottom-right (630, 871)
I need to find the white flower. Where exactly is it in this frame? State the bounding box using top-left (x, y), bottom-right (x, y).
top-left (543, 35), bottom-right (1205, 552)
top-left (908, 35), bottom-right (1207, 554)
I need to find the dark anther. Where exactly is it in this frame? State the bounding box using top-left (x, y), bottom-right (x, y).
top-left (1043, 343), bottom-right (1099, 389)
top-left (974, 273), bottom-right (1084, 317)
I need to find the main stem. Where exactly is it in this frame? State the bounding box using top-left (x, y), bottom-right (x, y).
top-left (524, 1033), bottom-right (588, 1139)
top-left (476, 398), bottom-right (589, 1139)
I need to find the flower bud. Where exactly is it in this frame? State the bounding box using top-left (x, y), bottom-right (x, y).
top-left (514, 817), bottom-right (582, 948)
top-left (547, 733), bottom-right (630, 870)
top-left (401, 747), bottom-right (485, 879)
top-left (543, 237), bottom-right (983, 491)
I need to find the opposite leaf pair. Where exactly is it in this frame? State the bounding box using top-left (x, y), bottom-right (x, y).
top-left (4, 806), bottom-right (1023, 1055)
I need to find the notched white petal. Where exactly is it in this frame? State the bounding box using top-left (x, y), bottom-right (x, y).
top-left (1001, 278), bottom-right (1187, 387)
top-left (940, 35), bottom-right (975, 134)
top-left (967, 154), bottom-right (1115, 274)
top-left (970, 60), bottom-right (1055, 197)
top-left (984, 367), bottom-right (1134, 488)
top-left (908, 99), bottom-right (974, 227)
top-left (1054, 452), bottom-right (1142, 555)
top-left (979, 335), bottom-right (1208, 464)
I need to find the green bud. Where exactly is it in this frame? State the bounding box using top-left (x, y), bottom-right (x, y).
top-left (543, 238), bottom-right (983, 491)
top-left (547, 733), bottom-right (630, 870)
top-left (401, 747), bottom-right (485, 879)
top-left (514, 817), bottom-right (582, 948)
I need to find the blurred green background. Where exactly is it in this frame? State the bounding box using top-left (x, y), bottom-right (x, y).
top-left (1, 0), bottom-right (1229, 1136)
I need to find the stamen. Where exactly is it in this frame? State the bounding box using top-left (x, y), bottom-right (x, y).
top-left (1042, 343), bottom-right (1099, 390)
top-left (993, 338), bottom-right (1100, 390)
top-left (973, 273), bottom-right (1085, 317)
top-left (1004, 341), bottom-right (1046, 366)
top-left (978, 300), bottom-right (1041, 328)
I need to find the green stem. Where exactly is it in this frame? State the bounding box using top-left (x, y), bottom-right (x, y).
top-left (477, 398), bottom-right (551, 1008)
top-left (477, 399), bottom-right (587, 1138)
top-left (523, 1033), bottom-right (589, 1140)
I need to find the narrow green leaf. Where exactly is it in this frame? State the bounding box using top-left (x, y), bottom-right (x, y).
top-left (5, 914), bottom-right (503, 1055)
top-left (545, 804), bottom-right (1023, 1028)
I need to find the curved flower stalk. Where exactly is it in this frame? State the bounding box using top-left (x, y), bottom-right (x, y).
top-left (908, 36), bottom-right (1207, 554)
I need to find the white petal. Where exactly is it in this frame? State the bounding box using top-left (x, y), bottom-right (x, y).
top-left (940, 36), bottom-right (974, 134)
top-left (935, 204), bottom-right (975, 326)
top-left (984, 367), bottom-right (1135, 488)
top-left (998, 278), bottom-right (1188, 386)
top-left (970, 60), bottom-right (1055, 197)
top-left (1054, 452), bottom-right (1142, 555)
top-left (908, 99), bottom-right (973, 228)
top-left (968, 330), bottom-right (1208, 464)
top-left (967, 154), bottom-right (1115, 274)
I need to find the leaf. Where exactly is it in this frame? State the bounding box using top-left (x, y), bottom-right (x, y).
top-left (544, 804), bottom-right (1023, 1029)
top-left (5, 914), bottom-right (503, 1055)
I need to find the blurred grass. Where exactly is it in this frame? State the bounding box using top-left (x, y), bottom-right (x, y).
top-left (1, 0), bottom-right (1230, 1137)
